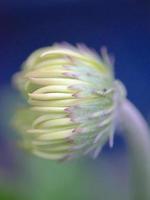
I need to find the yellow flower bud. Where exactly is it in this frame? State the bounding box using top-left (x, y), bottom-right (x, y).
top-left (13, 43), bottom-right (126, 160)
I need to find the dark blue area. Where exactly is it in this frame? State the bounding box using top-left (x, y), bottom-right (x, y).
top-left (0, 0), bottom-right (150, 151)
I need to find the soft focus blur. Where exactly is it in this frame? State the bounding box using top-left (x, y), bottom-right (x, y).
top-left (0, 0), bottom-right (150, 200)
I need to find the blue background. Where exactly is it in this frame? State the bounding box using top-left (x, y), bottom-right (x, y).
top-left (0, 0), bottom-right (150, 116)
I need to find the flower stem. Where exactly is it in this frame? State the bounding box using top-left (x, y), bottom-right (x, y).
top-left (118, 99), bottom-right (150, 200)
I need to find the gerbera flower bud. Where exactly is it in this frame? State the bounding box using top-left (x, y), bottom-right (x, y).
top-left (13, 43), bottom-right (126, 160)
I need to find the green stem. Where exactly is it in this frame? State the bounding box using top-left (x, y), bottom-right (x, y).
top-left (119, 99), bottom-right (150, 200)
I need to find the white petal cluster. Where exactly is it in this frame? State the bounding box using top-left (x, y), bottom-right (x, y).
top-left (14, 43), bottom-right (125, 160)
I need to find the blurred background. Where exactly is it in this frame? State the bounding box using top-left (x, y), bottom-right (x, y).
top-left (0, 0), bottom-right (150, 199)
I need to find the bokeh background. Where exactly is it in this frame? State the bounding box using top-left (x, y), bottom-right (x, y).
top-left (0, 0), bottom-right (150, 200)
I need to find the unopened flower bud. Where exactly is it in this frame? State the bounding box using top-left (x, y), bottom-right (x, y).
top-left (13, 43), bottom-right (126, 160)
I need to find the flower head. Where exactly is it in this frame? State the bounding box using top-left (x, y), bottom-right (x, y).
top-left (13, 43), bottom-right (126, 160)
